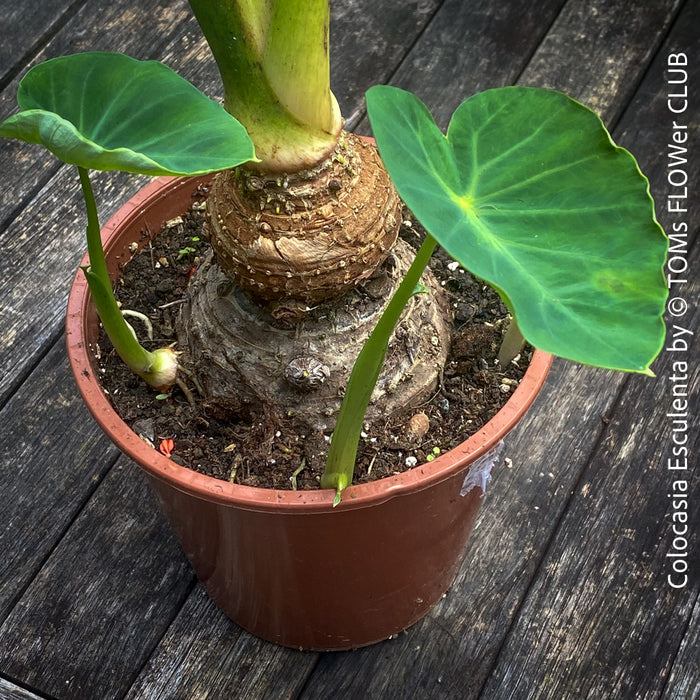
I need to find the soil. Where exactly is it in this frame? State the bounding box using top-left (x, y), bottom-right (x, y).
top-left (98, 193), bottom-right (532, 491)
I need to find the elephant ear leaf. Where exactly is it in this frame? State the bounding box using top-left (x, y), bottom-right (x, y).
top-left (366, 85), bottom-right (668, 375)
top-left (0, 52), bottom-right (256, 175)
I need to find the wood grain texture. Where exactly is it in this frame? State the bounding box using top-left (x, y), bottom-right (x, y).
top-left (125, 585), bottom-right (316, 700)
top-left (328, 0), bottom-right (444, 129)
top-left (612, 0), bottom-right (700, 251)
top-left (517, 0), bottom-right (684, 122)
top-left (661, 597), bottom-right (700, 700)
top-left (0, 678), bottom-right (46, 700)
top-left (357, 0), bottom-right (569, 131)
top-left (0, 456), bottom-right (193, 700)
top-left (0, 0), bottom-right (192, 233)
top-left (0, 341), bottom-right (118, 621)
top-left (0, 0), bottom-right (81, 88)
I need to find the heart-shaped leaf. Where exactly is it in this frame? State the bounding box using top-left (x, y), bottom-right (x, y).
top-left (0, 52), bottom-right (256, 175)
top-left (367, 85), bottom-right (668, 374)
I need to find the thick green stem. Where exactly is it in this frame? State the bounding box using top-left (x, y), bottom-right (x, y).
top-left (321, 235), bottom-right (439, 504)
top-left (264, 0), bottom-right (337, 132)
top-left (187, 0), bottom-right (342, 172)
top-left (78, 167), bottom-right (178, 390)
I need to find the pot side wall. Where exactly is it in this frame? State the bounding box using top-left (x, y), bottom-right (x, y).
top-left (148, 468), bottom-right (483, 649)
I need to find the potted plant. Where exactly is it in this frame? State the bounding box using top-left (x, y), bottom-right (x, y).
top-left (0, 1), bottom-right (668, 650)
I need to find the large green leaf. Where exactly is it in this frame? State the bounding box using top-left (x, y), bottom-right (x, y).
top-left (0, 52), bottom-right (256, 175)
top-left (366, 85), bottom-right (668, 374)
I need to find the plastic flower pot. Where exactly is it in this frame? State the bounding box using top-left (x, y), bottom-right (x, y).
top-left (66, 173), bottom-right (552, 650)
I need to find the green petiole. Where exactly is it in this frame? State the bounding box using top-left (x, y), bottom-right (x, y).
top-left (78, 167), bottom-right (178, 391)
top-left (321, 234), bottom-right (439, 505)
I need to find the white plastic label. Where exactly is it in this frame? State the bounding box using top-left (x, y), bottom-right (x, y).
top-left (460, 441), bottom-right (504, 497)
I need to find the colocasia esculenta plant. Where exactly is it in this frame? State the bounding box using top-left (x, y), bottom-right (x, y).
top-left (0, 1), bottom-right (668, 504)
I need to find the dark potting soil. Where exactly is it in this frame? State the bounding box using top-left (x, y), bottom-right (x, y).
top-left (97, 192), bottom-right (532, 491)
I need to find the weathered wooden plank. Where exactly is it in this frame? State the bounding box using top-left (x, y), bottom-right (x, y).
top-left (0, 166), bottom-right (149, 406)
top-left (327, 0), bottom-right (445, 129)
top-left (297, 0), bottom-right (687, 697)
top-left (661, 597), bottom-right (700, 700)
top-left (0, 677), bottom-right (46, 700)
top-left (614, 0), bottom-right (700, 252)
top-left (356, 0), bottom-right (569, 132)
top-left (0, 455), bottom-right (194, 700)
top-left (0, 340), bottom-right (118, 622)
top-left (360, 0), bottom-right (682, 134)
top-left (516, 0), bottom-right (684, 122)
top-left (479, 244), bottom-right (699, 699)
top-left (0, 0), bottom-right (192, 233)
top-left (0, 0), bottom-right (80, 89)
top-left (124, 585), bottom-right (315, 700)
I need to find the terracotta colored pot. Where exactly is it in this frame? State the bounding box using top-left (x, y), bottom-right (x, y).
top-left (66, 174), bottom-right (552, 650)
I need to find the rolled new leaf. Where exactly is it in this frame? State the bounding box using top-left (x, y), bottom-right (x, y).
top-left (366, 85), bottom-right (668, 374)
top-left (0, 52), bottom-right (256, 174)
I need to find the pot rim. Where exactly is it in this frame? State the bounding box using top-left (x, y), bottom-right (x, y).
top-left (66, 174), bottom-right (553, 514)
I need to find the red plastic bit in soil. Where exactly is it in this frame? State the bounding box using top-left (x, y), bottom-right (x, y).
top-left (159, 438), bottom-right (174, 458)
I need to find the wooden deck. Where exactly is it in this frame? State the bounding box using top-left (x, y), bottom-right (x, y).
top-left (1, 1), bottom-right (698, 698)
